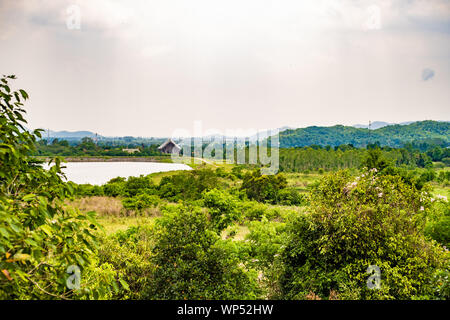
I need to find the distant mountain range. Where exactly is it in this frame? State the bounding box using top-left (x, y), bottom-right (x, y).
top-left (42, 127), bottom-right (296, 142)
top-left (352, 121), bottom-right (416, 130)
top-left (46, 130), bottom-right (99, 139)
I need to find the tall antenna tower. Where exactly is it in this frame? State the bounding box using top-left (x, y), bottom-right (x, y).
top-left (368, 121), bottom-right (371, 146)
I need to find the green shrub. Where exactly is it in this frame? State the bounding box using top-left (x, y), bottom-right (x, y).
top-left (278, 169), bottom-right (448, 300)
top-left (97, 225), bottom-right (155, 299)
top-left (419, 170), bottom-right (436, 183)
top-left (431, 267), bottom-right (450, 299)
top-left (241, 169), bottom-right (287, 203)
top-left (215, 167), bottom-right (229, 178)
top-left (243, 218), bottom-right (287, 298)
top-left (231, 166), bottom-right (245, 179)
top-left (238, 201), bottom-right (280, 221)
top-left (103, 181), bottom-right (126, 197)
top-left (442, 157), bottom-right (450, 166)
top-left (75, 184), bottom-right (104, 197)
top-left (144, 205), bottom-right (260, 299)
top-left (425, 201), bottom-right (450, 248)
top-left (239, 201), bottom-right (267, 220)
top-left (71, 261), bottom-right (119, 300)
top-left (202, 189), bottom-right (241, 232)
top-left (437, 171), bottom-right (450, 184)
top-left (158, 169), bottom-right (219, 201)
top-left (124, 175), bottom-right (156, 197)
top-left (278, 188), bottom-right (306, 206)
top-left (425, 216), bottom-right (450, 248)
top-left (122, 193), bottom-right (161, 212)
top-left (362, 147), bottom-right (391, 171)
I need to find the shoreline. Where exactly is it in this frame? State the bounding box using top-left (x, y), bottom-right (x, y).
top-left (34, 156), bottom-right (173, 163)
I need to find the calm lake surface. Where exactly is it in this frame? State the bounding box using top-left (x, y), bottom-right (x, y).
top-left (43, 162), bottom-right (192, 185)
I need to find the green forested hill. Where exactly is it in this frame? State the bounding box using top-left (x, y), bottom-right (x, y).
top-left (278, 120), bottom-right (450, 148)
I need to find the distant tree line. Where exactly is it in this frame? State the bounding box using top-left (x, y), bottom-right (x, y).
top-left (279, 144), bottom-right (437, 172)
top-left (33, 137), bottom-right (167, 157)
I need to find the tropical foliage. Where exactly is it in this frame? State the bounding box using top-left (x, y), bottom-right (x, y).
top-left (0, 75), bottom-right (117, 299)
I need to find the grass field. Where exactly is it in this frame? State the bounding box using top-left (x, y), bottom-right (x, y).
top-left (68, 196), bottom-right (160, 235)
top-left (98, 216), bottom-right (156, 234)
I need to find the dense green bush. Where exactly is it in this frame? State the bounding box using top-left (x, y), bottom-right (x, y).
top-left (277, 188), bottom-right (306, 206)
top-left (98, 226), bottom-right (155, 299)
top-left (231, 166), bottom-right (245, 179)
top-left (103, 178), bottom-right (126, 197)
top-left (425, 201), bottom-right (450, 248)
top-left (243, 218), bottom-right (287, 298)
top-left (75, 184), bottom-right (104, 197)
top-left (144, 205), bottom-right (260, 299)
top-left (437, 170), bottom-right (450, 184)
top-left (420, 170), bottom-right (436, 183)
top-left (425, 215), bottom-right (450, 248)
top-left (431, 267), bottom-right (450, 299)
top-left (122, 193), bottom-right (161, 212)
top-left (158, 169), bottom-right (220, 201)
top-left (100, 175), bottom-right (158, 198)
top-left (278, 169), bottom-right (449, 300)
top-left (202, 189), bottom-right (241, 231)
top-left (241, 169), bottom-right (287, 203)
top-left (362, 147), bottom-right (391, 171)
top-left (124, 175), bottom-right (156, 197)
top-left (238, 201), bottom-right (280, 221)
top-left (215, 167), bottom-right (230, 178)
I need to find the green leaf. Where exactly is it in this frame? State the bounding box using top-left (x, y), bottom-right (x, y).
top-left (9, 223), bottom-right (21, 233)
top-left (40, 224), bottom-right (53, 236)
top-left (0, 227), bottom-right (9, 238)
top-left (119, 279), bottom-right (130, 291)
top-left (19, 89), bottom-right (28, 100)
top-left (75, 255), bottom-right (85, 266)
top-left (22, 194), bottom-right (36, 202)
top-left (25, 238), bottom-right (38, 246)
top-left (112, 281), bottom-right (119, 293)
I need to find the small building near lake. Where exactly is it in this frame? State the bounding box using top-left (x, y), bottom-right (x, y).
top-left (122, 148), bottom-right (140, 154)
top-left (158, 139), bottom-right (181, 154)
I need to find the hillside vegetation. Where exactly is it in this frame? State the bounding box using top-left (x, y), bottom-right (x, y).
top-left (278, 121), bottom-right (449, 148)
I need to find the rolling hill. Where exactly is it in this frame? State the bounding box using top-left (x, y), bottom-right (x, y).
top-left (47, 130), bottom-right (99, 138)
top-left (277, 120), bottom-right (449, 148)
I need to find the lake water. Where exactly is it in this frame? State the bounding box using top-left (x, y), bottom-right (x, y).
top-left (43, 162), bottom-right (192, 185)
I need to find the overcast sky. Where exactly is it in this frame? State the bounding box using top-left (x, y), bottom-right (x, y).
top-left (0, 0), bottom-right (449, 137)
